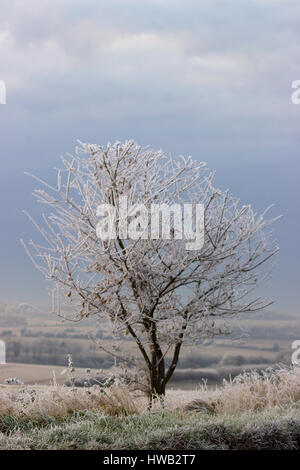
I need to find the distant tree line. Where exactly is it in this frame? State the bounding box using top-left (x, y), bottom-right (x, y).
top-left (6, 339), bottom-right (114, 368)
top-left (5, 337), bottom-right (281, 370)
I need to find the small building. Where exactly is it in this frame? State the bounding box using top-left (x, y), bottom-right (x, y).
top-left (0, 340), bottom-right (6, 364)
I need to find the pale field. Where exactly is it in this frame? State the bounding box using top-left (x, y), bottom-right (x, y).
top-left (0, 362), bottom-right (277, 392)
top-left (0, 362), bottom-right (204, 390)
top-left (0, 362), bottom-right (89, 385)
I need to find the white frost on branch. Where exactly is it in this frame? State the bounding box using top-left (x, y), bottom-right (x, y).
top-left (22, 140), bottom-right (280, 393)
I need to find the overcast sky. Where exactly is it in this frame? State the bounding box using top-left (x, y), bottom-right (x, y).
top-left (0, 0), bottom-right (299, 314)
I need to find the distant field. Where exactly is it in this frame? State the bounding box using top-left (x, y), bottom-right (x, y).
top-left (0, 361), bottom-right (273, 390)
top-left (0, 303), bottom-right (298, 376)
top-left (0, 363), bottom-right (88, 385)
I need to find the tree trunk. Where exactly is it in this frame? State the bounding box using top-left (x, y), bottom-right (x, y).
top-left (148, 340), bottom-right (183, 406)
top-left (148, 368), bottom-right (166, 409)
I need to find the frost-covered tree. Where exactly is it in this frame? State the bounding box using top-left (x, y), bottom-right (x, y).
top-left (23, 140), bottom-right (279, 398)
